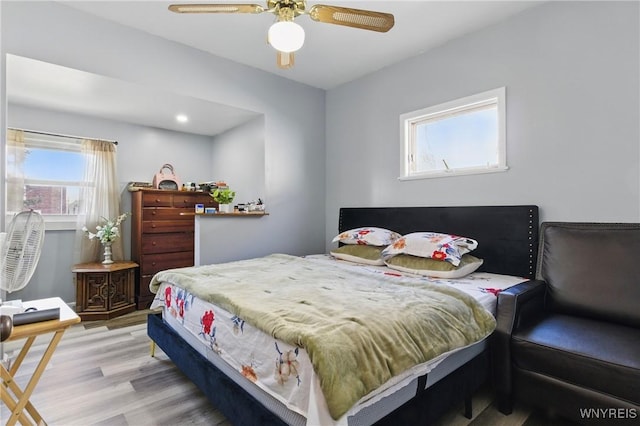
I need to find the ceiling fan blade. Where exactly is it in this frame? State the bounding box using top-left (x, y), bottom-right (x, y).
top-left (308, 4), bottom-right (394, 33)
top-left (168, 4), bottom-right (264, 14)
top-left (276, 51), bottom-right (295, 69)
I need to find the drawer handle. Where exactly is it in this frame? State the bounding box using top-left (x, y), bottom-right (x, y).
top-left (152, 241), bottom-right (156, 246)
top-left (155, 198), bottom-right (160, 203)
top-left (152, 211), bottom-right (157, 215)
top-left (152, 262), bottom-right (156, 266)
top-left (152, 224), bottom-right (156, 228)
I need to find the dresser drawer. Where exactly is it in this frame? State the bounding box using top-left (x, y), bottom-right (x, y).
top-left (143, 207), bottom-right (193, 221)
top-left (142, 233), bottom-right (194, 254)
top-left (195, 194), bottom-right (217, 207)
top-left (173, 193), bottom-right (218, 208)
top-left (173, 194), bottom-right (199, 208)
top-left (142, 220), bottom-right (194, 234)
top-left (141, 251), bottom-right (194, 275)
top-left (142, 192), bottom-right (173, 207)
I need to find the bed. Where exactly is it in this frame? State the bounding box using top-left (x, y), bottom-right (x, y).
top-left (147, 205), bottom-right (539, 425)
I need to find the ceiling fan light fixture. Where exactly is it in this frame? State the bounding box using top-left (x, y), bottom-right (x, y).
top-left (268, 21), bottom-right (305, 53)
top-left (169, 1), bottom-right (396, 69)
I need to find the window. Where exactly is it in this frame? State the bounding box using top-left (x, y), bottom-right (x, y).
top-left (6, 129), bottom-right (84, 229)
top-left (399, 87), bottom-right (507, 180)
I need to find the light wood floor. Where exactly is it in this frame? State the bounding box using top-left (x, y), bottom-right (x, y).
top-left (1, 310), bottom-right (573, 426)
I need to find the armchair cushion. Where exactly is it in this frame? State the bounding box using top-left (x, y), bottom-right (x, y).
top-left (539, 222), bottom-right (640, 327)
top-left (512, 313), bottom-right (640, 405)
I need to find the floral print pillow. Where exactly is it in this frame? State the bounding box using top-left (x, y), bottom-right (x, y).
top-left (381, 232), bottom-right (478, 266)
top-left (332, 227), bottom-right (402, 246)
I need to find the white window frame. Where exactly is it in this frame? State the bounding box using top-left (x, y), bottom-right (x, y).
top-left (6, 130), bottom-right (84, 231)
top-left (399, 87), bottom-right (507, 180)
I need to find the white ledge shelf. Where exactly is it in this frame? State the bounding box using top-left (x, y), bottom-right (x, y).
top-left (183, 211), bottom-right (268, 217)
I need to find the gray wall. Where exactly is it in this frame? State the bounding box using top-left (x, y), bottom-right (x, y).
top-left (210, 116), bottom-right (266, 206)
top-left (199, 116), bottom-right (271, 265)
top-left (325, 1), bottom-right (640, 247)
top-left (1, 1), bottom-right (326, 304)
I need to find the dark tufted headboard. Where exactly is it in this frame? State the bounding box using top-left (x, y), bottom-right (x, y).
top-left (339, 205), bottom-right (539, 279)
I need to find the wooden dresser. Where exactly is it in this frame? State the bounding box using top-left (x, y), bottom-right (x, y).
top-left (131, 189), bottom-right (217, 308)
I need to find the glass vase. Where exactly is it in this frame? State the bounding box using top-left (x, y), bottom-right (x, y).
top-left (102, 242), bottom-right (114, 264)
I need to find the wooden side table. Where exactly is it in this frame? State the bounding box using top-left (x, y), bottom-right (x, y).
top-left (72, 261), bottom-right (138, 321)
top-left (1, 297), bottom-right (80, 426)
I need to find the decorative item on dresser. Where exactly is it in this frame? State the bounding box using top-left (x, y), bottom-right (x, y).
top-left (72, 261), bottom-right (138, 321)
top-left (131, 189), bottom-right (217, 309)
top-left (152, 163), bottom-right (181, 190)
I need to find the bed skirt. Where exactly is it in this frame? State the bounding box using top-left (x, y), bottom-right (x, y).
top-left (147, 313), bottom-right (489, 425)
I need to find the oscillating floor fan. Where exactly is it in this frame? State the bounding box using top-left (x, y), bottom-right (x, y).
top-left (0, 210), bottom-right (45, 341)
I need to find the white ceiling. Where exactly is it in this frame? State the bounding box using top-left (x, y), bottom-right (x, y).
top-left (7, 55), bottom-right (261, 137)
top-left (7, 1), bottom-right (543, 136)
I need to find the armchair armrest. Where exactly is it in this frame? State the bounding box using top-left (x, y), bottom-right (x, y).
top-left (496, 279), bottom-right (547, 334)
top-left (491, 279), bottom-right (547, 414)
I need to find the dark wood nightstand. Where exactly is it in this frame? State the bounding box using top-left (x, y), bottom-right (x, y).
top-left (72, 261), bottom-right (138, 321)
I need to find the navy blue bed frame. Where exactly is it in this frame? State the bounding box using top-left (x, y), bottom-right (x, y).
top-left (148, 205), bottom-right (539, 425)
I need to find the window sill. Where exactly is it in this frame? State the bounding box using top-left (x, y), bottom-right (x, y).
top-left (6, 214), bottom-right (77, 231)
top-left (399, 166), bottom-right (509, 181)
top-left (44, 220), bottom-right (78, 231)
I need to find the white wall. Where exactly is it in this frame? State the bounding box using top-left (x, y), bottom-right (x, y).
top-left (210, 116), bottom-right (266, 205)
top-left (324, 1), bottom-right (640, 247)
top-left (1, 1), bottom-right (326, 304)
top-left (198, 116), bottom-right (270, 265)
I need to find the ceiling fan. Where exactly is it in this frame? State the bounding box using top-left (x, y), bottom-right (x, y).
top-left (168, 1), bottom-right (395, 69)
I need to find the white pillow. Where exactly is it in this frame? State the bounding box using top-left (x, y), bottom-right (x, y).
top-left (381, 232), bottom-right (478, 266)
top-left (332, 227), bottom-right (401, 246)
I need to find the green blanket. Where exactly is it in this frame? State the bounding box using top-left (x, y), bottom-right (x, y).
top-left (150, 254), bottom-right (496, 420)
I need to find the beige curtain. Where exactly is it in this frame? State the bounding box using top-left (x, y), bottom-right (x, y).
top-left (5, 129), bottom-right (26, 213)
top-left (74, 140), bottom-right (123, 264)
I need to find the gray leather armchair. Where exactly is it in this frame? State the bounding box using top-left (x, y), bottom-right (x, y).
top-left (492, 222), bottom-right (640, 424)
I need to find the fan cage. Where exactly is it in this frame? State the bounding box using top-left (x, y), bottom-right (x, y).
top-left (1, 211), bottom-right (45, 293)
